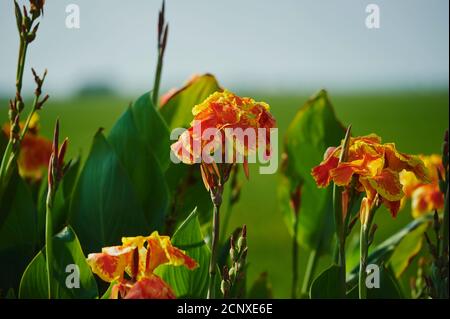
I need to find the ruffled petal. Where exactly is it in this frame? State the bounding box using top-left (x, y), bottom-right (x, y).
top-left (86, 245), bottom-right (134, 282)
top-left (382, 199), bottom-right (401, 218)
top-left (311, 148), bottom-right (340, 187)
top-left (365, 168), bottom-right (404, 202)
top-left (123, 275), bottom-right (176, 299)
top-left (384, 144), bottom-right (430, 182)
top-left (145, 231), bottom-right (198, 274)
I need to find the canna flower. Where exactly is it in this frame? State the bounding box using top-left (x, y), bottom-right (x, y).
top-left (2, 113), bottom-right (52, 180)
top-left (170, 90), bottom-right (276, 189)
top-left (87, 231), bottom-right (197, 299)
top-left (400, 154), bottom-right (445, 218)
top-left (312, 134), bottom-right (430, 222)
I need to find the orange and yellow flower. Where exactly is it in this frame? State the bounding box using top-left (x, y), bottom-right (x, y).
top-left (311, 134), bottom-right (430, 221)
top-left (87, 231), bottom-right (197, 299)
top-left (400, 154), bottom-right (445, 218)
top-left (2, 114), bottom-right (52, 180)
top-left (170, 90), bottom-right (276, 183)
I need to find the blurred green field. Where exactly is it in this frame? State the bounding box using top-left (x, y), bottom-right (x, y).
top-left (1, 90), bottom-right (448, 298)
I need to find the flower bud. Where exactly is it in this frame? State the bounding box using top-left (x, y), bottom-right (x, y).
top-left (220, 280), bottom-right (230, 296)
top-left (237, 236), bottom-right (246, 252)
top-left (228, 267), bottom-right (236, 282)
top-left (229, 246), bottom-right (235, 262)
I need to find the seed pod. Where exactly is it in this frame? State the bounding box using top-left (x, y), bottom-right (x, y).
top-left (228, 267), bottom-right (236, 282)
top-left (220, 280), bottom-right (230, 296)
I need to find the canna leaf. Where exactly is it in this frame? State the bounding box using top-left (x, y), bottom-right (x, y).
top-left (18, 226), bottom-right (98, 299)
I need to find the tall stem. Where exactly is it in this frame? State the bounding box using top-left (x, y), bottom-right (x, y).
top-left (45, 189), bottom-right (54, 299)
top-left (152, 50), bottom-right (163, 107)
top-left (358, 223), bottom-right (369, 299)
top-left (0, 33), bottom-right (29, 198)
top-left (301, 248), bottom-right (319, 296)
top-left (358, 204), bottom-right (377, 299)
top-left (333, 184), bottom-right (346, 297)
top-left (291, 214), bottom-right (299, 299)
top-left (207, 188), bottom-right (222, 299)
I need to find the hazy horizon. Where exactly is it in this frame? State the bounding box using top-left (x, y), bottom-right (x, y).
top-left (1, 0), bottom-right (448, 98)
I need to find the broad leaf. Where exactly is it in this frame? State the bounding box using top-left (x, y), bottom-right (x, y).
top-left (0, 171), bottom-right (38, 294)
top-left (108, 104), bottom-right (169, 230)
top-left (309, 265), bottom-right (342, 299)
top-left (156, 209), bottom-right (211, 298)
top-left (389, 222), bottom-right (428, 278)
top-left (347, 214), bottom-right (432, 285)
top-left (160, 74), bottom-right (220, 130)
top-left (18, 226), bottom-right (98, 299)
top-left (279, 90), bottom-right (345, 254)
top-left (70, 131), bottom-right (153, 254)
top-left (346, 266), bottom-right (404, 299)
top-left (128, 92), bottom-right (171, 170)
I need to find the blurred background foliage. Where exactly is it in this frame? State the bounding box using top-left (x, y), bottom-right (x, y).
top-left (1, 90), bottom-right (447, 297)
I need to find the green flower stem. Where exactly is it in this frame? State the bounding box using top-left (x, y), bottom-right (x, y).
top-left (207, 186), bottom-right (223, 299)
top-left (152, 50), bottom-right (163, 107)
top-left (291, 214), bottom-right (299, 299)
top-left (220, 197), bottom-right (233, 244)
top-left (301, 248), bottom-right (319, 296)
top-left (0, 13), bottom-right (35, 199)
top-left (333, 183), bottom-right (346, 297)
top-left (16, 39), bottom-right (28, 94)
top-left (45, 188), bottom-right (54, 299)
top-left (358, 204), bottom-right (378, 299)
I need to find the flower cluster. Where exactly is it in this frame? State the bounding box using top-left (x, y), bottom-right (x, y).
top-left (312, 134), bottom-right (430, 222)
top-left (401, 154), bottom-right (445, 218)
top-left (171, 90), bottom-right (276, 167)
top-left (2, 114), bottom-right (52, 180)
top-left (87, 231), bottom-right (197, 299)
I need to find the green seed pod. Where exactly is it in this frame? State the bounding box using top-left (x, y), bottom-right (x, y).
top-left (228, 267), bottom-right (236, 282)
top-left (229, 246), bottom-right (236, 262)
top-left (220, 280), bottom-right (230, 296)
top-left (237, 236), bottom-right (246, 252)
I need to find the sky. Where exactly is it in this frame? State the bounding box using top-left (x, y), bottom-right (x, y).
top-left (0, 0), bottom-right (449, 97)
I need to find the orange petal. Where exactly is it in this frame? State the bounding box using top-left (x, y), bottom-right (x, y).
top-left (383, 199), bottom-right (401, 218)
top-left (18, 134), bottom-right (53, 180)
top-left (365, 168), bottom-right (404, 202)
top-left (411, 184), bottom-right (445, 218)
top-left (145, 231), bottom-right (198, 274)
top-left (124, 275), bottom-right (176, 299)
top-left (384, 144), bottom-right (430, 182)
top-left (86, 245), bottom-right (134, 282)
top-left (311, 148), bottom-right (340, 187)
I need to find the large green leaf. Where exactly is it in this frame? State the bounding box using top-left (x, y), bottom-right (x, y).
top-left (279, 90), bottom-right (345, 253)
top-left (70, 131), bottom-right (153, 254)
top-left (128, 92), bottom-right (171, 170)
top-left (347, 214), bottom-right (432, 285)
top-left (155, 209), bottom-right (211, 298)
top-left (160, 75), bottom-right (220, 229)
top-left (309, 265), bottom-right (342, 299)
top-left (18, 226), bottom-right (98, 299)
top-left (160, 74), bottom-right (220, 130)
top-left (0, 171), bottom-right (38, 295)
top-left (108, 103), bottom-right (169, 230)
top-left (346, 266), bottom-right (404, 299)
top-left (389, 222), bottom-right (428, 278)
